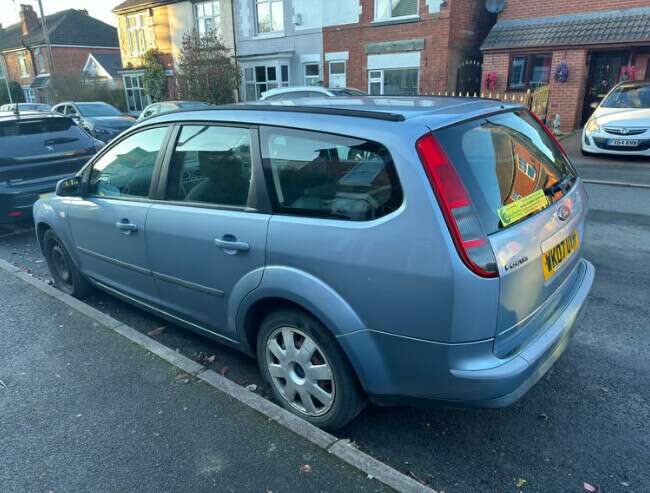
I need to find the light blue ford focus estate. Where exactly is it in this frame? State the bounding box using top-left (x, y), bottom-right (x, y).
top-left (33, 97), bottom-right (594, 429)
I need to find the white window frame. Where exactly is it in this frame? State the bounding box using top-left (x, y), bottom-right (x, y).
top-left (374, 0), bottom-right (419, 21)
top-left (126, 13), bottom-right (151, 56)
top-left (17, 55), bottom-right (29, 79)
top-left (243, 61), bottom-right (290, 101)
top-left (367, 68), bottom-right (419, 96)
top-left (328, 60), bottom-right (347, 88)
top-left (255, 0), bottom-right (284, 35)
top-left (303, 63), bottom-right (320, 86)
top-left (23, 86), bottom-right (36, 103)
top-left (123, 73), bottom-right (150, 113)
top-left (195, 1), bottom-right (221, 36)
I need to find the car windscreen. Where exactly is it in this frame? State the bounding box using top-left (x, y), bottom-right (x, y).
top-left (601, 85), bottom-right (650, 109)
top-left (330, 89), bottom-right (366, 96)
top-left (0, 117), bottom-right (81, 137)
top-left (77, 103), bottom-right (122, 117)
top-left (435, 110), bottom-right (576, 234)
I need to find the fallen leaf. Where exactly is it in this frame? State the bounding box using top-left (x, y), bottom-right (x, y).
top-left (219, 366), bottom-right (230, 376)
top-left (246, 384), bottom-right (258, 392)
top-left (300, 464), bottom-right (312, 474)
top-left (206, 355), bottom-right (216, 364)
top-left (583, 482), bottom-right (598, 492)
top-left (147, 326), bottom-right (166, 337)
top-left (515, 478), bottom-right (527, 488)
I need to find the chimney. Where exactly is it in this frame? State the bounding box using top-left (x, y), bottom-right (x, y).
top-left (19, 4), bottom-right (39, 37)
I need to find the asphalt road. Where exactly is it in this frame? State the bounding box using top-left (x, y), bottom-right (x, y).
top-left (1, 179), bottom-right (648, 493)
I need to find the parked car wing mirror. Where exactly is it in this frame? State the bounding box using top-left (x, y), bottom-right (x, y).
top-left (55, 176), bottom-right (81, 197)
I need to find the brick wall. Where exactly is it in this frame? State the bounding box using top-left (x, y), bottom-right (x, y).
top-left (2, 49), bottom-right (34, 84)
top-left (323, 0), bottom-right (491, 94)
top-left (500, 0), bottom-right (650, 20)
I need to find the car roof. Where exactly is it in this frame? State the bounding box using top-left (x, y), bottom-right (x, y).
top-left (142, 96), bottom-right (521, 137)
top-left (0, 111), bottom-right (67, 122)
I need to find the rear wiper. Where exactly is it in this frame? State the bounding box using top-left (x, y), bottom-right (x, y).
top-left (44, 137), bottom-right (79, 146)
top-left (544, 174), bottom-right (576, 197)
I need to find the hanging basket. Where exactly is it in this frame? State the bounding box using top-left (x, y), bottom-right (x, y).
top-left (554, 62), bottom-right (569, 83)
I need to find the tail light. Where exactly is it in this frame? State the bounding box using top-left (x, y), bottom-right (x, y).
top-left (416, 133), bottom-right (498, 278)
top-left (7, 211), bottom-right (23, 218)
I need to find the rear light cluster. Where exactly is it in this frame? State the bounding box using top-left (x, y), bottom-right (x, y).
top-left (416, 134), bottom-right (498, 278)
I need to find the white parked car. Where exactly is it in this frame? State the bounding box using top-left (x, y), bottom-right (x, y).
top-left (260, 86), bottom-right (365, 101)
top-left (582, 81), bottom-right (650, 157)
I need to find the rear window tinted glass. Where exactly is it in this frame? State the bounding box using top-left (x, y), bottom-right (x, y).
top-left (0, 117), bottom-right (79, 137)
top-left (260, 127), bottom-right (402, 221)
top-left (436, 110), bottom-right (575, 234)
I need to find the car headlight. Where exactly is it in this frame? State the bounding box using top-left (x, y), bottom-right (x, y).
top-left (585, 119), bottom-right (600, 133)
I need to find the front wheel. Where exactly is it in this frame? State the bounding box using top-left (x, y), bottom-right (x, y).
top-left (257, 309), bottom-right (365, 430)
top-left (43, 229), bottom-right (92, 298)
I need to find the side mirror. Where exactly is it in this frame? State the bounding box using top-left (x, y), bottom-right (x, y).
top-left (55, 176), bottom-right (81, 197)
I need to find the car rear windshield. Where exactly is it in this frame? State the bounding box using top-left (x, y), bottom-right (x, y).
top-left (77, 103), bottom-right (122, 117)
top-left (435, 110), bottom-right (576, 234)
top-left (601, 85), bottom-right (650, 109)
top-left (0, 117), bottom-right (80, 137)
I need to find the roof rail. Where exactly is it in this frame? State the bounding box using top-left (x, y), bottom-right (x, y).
top-left (216, 104), bottom-right (406, 122)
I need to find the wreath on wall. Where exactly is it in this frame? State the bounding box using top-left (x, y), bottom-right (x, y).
top-left (554, 62), bottom-right (569, 83)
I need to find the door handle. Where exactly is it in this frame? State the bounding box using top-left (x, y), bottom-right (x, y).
top-left (116, 219), bottom-right (138, 234)
top-left (214, 235), bottom-right (250, 254)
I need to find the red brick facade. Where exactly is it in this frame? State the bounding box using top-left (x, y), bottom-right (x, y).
top-left (482, 0), bottom-right (650, 132)
top-left (323, 0), bottom-right (492, 95)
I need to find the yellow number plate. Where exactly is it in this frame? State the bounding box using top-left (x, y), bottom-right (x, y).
top-left (542, 230), bottom-right (580, 280)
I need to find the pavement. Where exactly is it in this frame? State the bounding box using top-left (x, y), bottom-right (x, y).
top-left (0, 155), bottom-right (648, 492)
top-left (0, 266), bottom-right (396, 493)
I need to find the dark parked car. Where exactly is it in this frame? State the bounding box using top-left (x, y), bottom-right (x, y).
top-left (0, 111), bottom-right (101, 224)
top-left (0, 103), bottom-right (52, 112)
top-left (137, 101), bottom-right (214, 121)
top-left (52, 101), bottom-right (135, 142)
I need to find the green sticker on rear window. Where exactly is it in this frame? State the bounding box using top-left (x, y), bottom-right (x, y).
top-left (497, 189), bottom-right (549, 226)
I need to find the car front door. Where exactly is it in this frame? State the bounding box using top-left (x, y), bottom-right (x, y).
top-left (66, 125), bottom-right (171, 304)
top-left (145, 123), bottom-right (270, 338)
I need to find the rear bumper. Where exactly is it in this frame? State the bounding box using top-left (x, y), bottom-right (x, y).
top-left (0, 180), bottom-right (62, 224)
top-left (339, 259), bottom-right (595, 407)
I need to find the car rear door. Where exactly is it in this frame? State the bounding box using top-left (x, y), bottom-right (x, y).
top-left (144, 123), bottom-right (270, 338)
top-left (435, 110), bottom-right (587, 356)
top-left (66, 125), bottom-right (171, 304)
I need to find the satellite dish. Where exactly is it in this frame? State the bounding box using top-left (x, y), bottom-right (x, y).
top-left (485, 0), bottom-right (506, 14)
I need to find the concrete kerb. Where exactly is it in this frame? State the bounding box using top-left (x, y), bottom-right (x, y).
top-left (0, 257), bottom-right (435, 493)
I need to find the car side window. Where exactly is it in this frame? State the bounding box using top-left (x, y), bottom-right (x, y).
top-left (165, 125), bottom-right (252, 208)
top-left (89, 127), bottom-right (168, 199)
top-left (260, 127), bottom-right (403, 221)
top-left (54, 105), bottom-right (66, 114)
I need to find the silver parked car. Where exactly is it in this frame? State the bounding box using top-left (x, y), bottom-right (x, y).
top-left (260, 86), bottom-right (366, 101)
top-left (33, 97), bottom-right (594, 430)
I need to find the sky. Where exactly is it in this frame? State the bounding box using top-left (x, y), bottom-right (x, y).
top-left (0, 0), bottom-right (121, 29)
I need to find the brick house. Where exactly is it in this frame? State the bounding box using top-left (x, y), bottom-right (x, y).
top-left (481, 1), bottom-right (650, 133)
top-left (322, 0), bottom-right (493, 96)
top-left (0, 5), bottom-right (119, 104)
top-left (112, 0), bottom-right (237, 113)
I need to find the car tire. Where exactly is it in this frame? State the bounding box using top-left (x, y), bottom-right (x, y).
top-left (43, 229), bottom-right (92, 298)
top-left (257, 308), bottom-right (366, 430)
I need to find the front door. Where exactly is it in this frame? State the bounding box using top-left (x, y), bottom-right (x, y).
top-left (67, 126), bottom-right (170, 304)
top-left (582, 50), bottom-right (630, 124)
top-left (145, 124), bottom-right (269, 337)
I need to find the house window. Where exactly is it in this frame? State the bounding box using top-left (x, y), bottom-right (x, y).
top-left (123, 73), bottom-right (150, 112)
top-left (243, 62), bottom-right (289, 100)
top-left (23, 87), bottom-right (36, 103)
top-left (304, 63), bottom-right (320, 86)
top-left (256, 0), bottom-right (283, 34)
top-left (17, 55), bottom-right (29, 78)
top-left (329, 61), bottom-right (346, 88)
top-left (375, 0), bottom-right (418, 20)
top-left (368, 68), bottom-right (418, 96)
top-left (126, 13), bottom-right (152, 56)
top-left (508, 53), bottom-right (552, 90)
top-left (195, 1), bottom-right (221, 36)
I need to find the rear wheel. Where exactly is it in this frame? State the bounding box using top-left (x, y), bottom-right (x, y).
top-left (257, 309), bottom-right (365, 430)
top-left (43, 229), bottom-right (92, 298)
